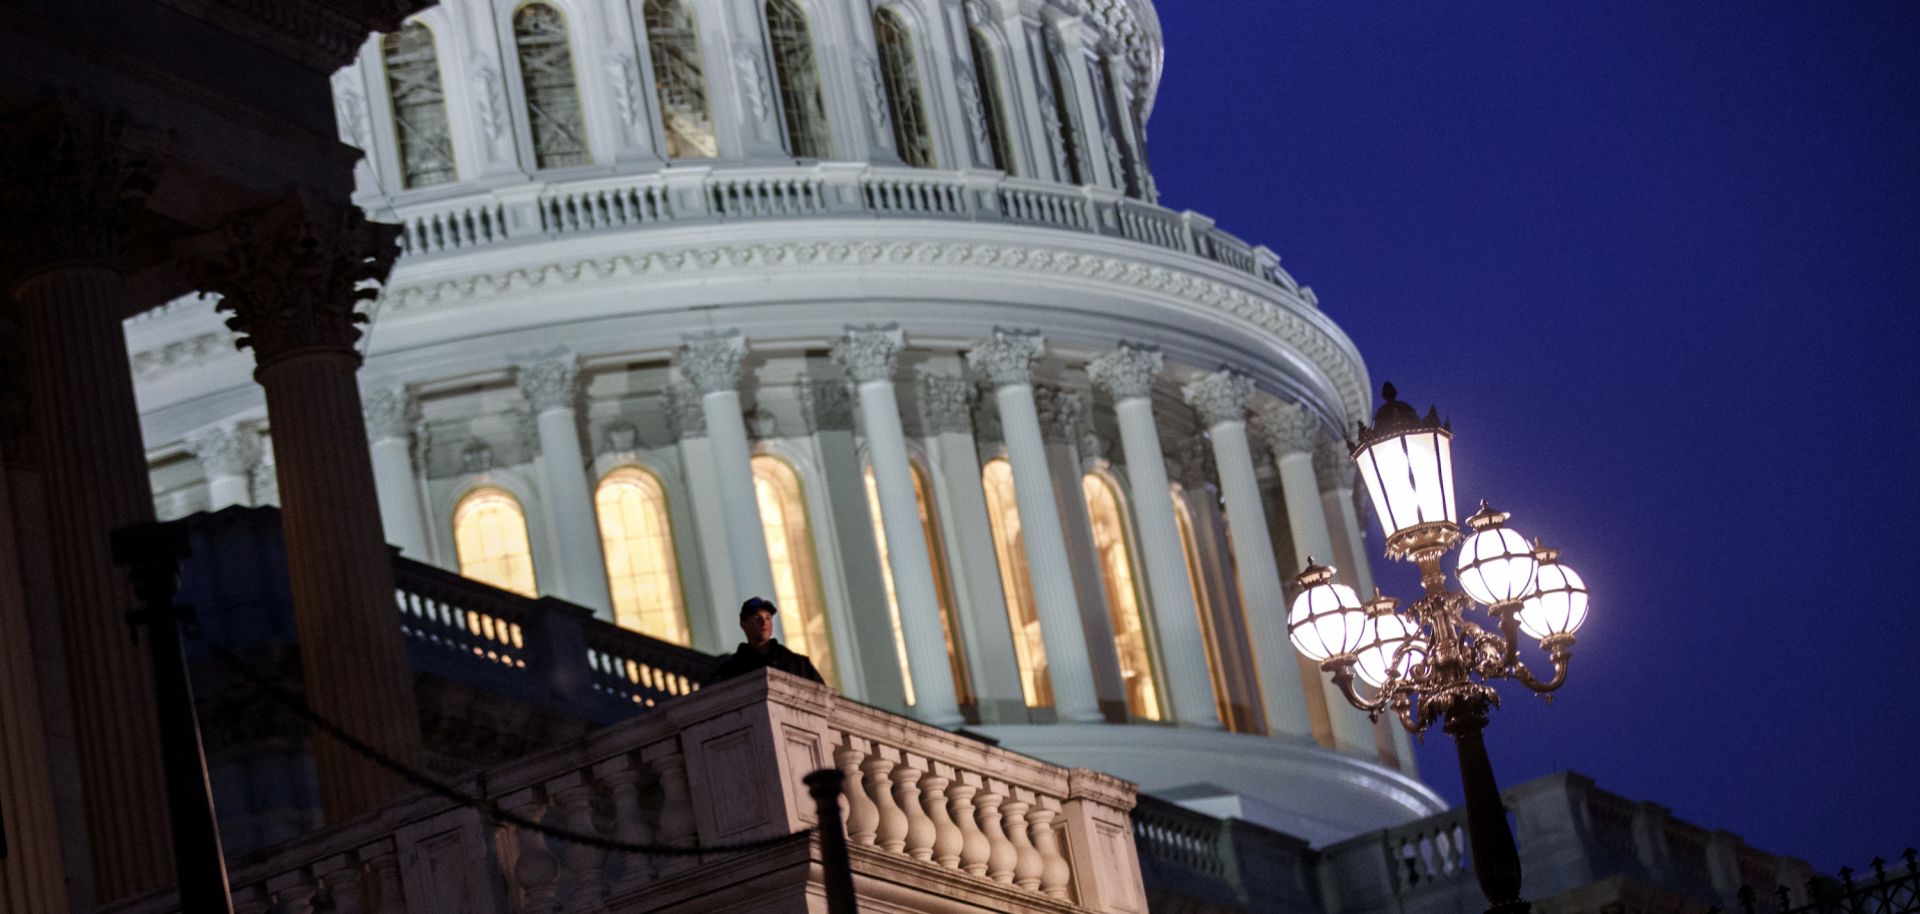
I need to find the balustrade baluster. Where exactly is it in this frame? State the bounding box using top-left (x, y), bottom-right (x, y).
top-left (836, 738), bottom-right (879, 846)
top-left (314, 853), bottom-right (365, 914)
top-left (923, 764), bottom-right (962, 868)
top-left (233, 884), bottom-right (272, 914)
top-left (1030, 804), bottom-right (1071, 900)
top-left (594, 754), bottom-right (657, 894)
top-left (508, 790), bottom-right (560, 914)
top-left (1004, 793), bottom-right (1043, 891)
top-left (648, 742), bottom-right (699, 872)
top-left (893, 754), bottom-right (936, 862)
top-left (551, 772), bottom-right (605, 913)
top-left (361, 842), bottom-right (407, 914)
top-left (267, 870), bottom-right (317, 914)
top-left (977, 782), bottom-right (1017, 884)
top-left (865, 750), bottom-right (908, 853)
top-left (949, 775), bottom-right (990, 877)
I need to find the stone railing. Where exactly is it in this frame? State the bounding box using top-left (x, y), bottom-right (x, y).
top-left (376, 165), bottom-right (1304, 296)
top-left (105, 672), bottom-right (1149, 914)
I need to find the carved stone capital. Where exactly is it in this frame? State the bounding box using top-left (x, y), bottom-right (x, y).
top-left (1254, 401), bottom-right (1321, 456)
top-left (1086, 342), bottom-right (1163, 402)
top-left (514, 350), bottom-right (580, 413)
top-left (832, 324), bottom-right (904, 385)
top-left (1035, 386), bottom-right (1086, 445)
top-left (920, 374), bottom-right (975, 436)
top-left (361, 386), bottom-right (414, 442)
top-left (602, 423), bottom-right (639, 455)
top-left (1181, 370), bottom-right (1253, 428)
top-left (798, 379), bottom-right (855, 433)
top-left (1314, 439), bottom-right (1357, 493)
top-left (666, 384), bottom-right (707, 439)
top-left (0, 96), bottom-right (154, 274)
top-left (966, 328), bottom-right (1045, 389)
top-left (193, 193), bottom-right (399, 368)
top-left (186, 423), bottom-right (263, 479)
top-left (679, 331), bottom-right (745, 394)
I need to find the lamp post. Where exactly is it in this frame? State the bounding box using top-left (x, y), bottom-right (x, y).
top-left (1288, 384), bottom-right (1590, 914)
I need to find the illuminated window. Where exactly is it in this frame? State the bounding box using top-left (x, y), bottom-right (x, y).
top-left (1083, 473), bottom-right (1162, 720)
top-left (380, 22), bottom-right (457, 188)
top-left (764, 0), bottom-right (831, 158)
top-left (874, 9), bottom-right (934, 168)
top-left (982, 458), bottom-right (1051, 707)
top-left (865, 463), bottom-right (972, 710)
top-left (1172, 484), bottom-right (1236, 730)
top-left (752, 455), bottom-right (836, 686)
top-left (512, 3), bottom-right (591, 168)
top-left (1041, 30), bottom-right (1084, 185)
top-left (453, 487), bottom-right (538, 597)
top-left (595, 467), bottom-right (690, 645)
top-left (643, 0), bottom-right (718, 158)
top-left (967, 28), bottom-right (1016, 174)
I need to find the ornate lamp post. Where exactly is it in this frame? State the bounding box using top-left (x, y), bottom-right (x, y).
top-left (1289, 384), bottom-right (1590, 914)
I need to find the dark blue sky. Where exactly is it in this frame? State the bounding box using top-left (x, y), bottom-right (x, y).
top-left (1146, 2), bottom-right (1919, 874)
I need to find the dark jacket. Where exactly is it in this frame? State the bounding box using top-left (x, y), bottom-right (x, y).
top-left (706, 639), bottom-right (826, 686)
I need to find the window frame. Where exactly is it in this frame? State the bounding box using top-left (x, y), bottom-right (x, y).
top-left (379, 20), bottom-right (459, 189)
top-left (872, 6), bottom-right (937, 169)
top-left (451, 484), bottom-right (541, 598)
top-left (762, 0), bottom-right (834, 159)
top-left (509, 1), bottom-right (593, 169)
top-left (594, 464), bottom-right (692, 645)
top-left (641, 0), bottom-right (720, 159)
top-left (1080, 468), bottom-right (1165, 722)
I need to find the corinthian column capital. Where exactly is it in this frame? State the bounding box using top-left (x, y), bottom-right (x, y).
top-left (1253, 402), bottom-right (1323, 457)
top-left (1181, 369), bottom-right (1253, 428)
top-left (361, 386), bottom-right (414, 443)
top-left (966, 328), bottom-right (1045, 388)
top-left (1086, 342), bottom-right (1163, 402)
top-left (192, 193), bottom-right (399, 369)
top-left (679, 331), bottom-right (745, 394)
top-left (0, 96), bottom-right (155, 273)
top-left (185, 422), bottom-right (262, 479)
top-left (514, 350), bottom-right (581, 413)
top-left (1035, 386), bottom-right (1086, 445)
top-left (919, 374), bottom-right (975, 435)
top-left (1314, 439), bottom-right (1358, 493)
top-left (832, 324), bottom-right (904, 384)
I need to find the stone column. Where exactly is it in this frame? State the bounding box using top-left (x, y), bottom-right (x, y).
top-left (966, 330), bottom-right (1101, 724)
top-left (835, 326), bottom-right (963, 727)
top-left (1259, 403), bottom-right (1374, 755)
top-left (515, 351), bottom-right (613, 615)
top-left (186, 422), bottom-right (261, 510)
top-left (361, 387), bottom-right (432, 559)
top-left (194, 194), bottom-right (425, 823)
top-left (1088, 344), bottom-right (1222, 730)
top-left (1181, 370), bottom-right (1312, 739)
top-left (679, 332), bottom-right (780, 638)
top-left (1316, 442), bottom-right (1420, 776)
top-left (0, 100), bottom-right (173, 900)
top-left (1035, 386), bottom-right (1126, 719)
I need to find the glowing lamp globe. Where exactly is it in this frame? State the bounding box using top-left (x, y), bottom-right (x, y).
top-left (1456, 502), bottom-right (1540, 607)
top-left (1351, 383), bottom-right (1457, 559)
top-left (1288, 561), bottom-right (1373, 663)
top-left (1355, 600), bottom-right (1428, 689)
top-left (1518, 544), bottom-right (1588, 641)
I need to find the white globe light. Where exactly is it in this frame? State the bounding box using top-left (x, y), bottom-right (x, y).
top-left (1518, 546), bottom-right (1588, 640)
top-left (1288, 562), bottom-right (1373, 663)
top-left (1355, 611), bottom-right (1427, 689)
top-left (1456, 503), bottom-right (1539, 607)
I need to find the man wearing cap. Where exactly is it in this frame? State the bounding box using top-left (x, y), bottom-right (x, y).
top-left (706, 597), bottom-right (826, 685)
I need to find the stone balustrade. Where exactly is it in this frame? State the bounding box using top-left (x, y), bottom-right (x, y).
top-left (103, 671), bottom-right (1149, 914)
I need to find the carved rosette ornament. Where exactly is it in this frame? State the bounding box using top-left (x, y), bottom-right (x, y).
top-left (186, 423), bottom-right (263, 479)
top-left (514, 351), bottom-right (581, 413)
top-left (965, 328), bottom-right (1045, 389)
top-left (1254, 401), bottom-right (1321, 457)
top-left (1181, 369), bottom-right (1253, 429)
top-left (1086, 342), bottom-right (1162, 402)
top-left (832, 324), bottom-right (904, 385)
top-left (361, 386), bottom-right (414, 443)
top-left (0, 96), bottom-right (154, 273)
top-left (679, 331), bottom-right (745, 394)
top-left (194, 194), bottom-right (399, 370)
top-left (920, 375), bottom-right (975, 436)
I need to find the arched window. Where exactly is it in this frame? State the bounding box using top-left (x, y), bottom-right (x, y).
top-left (512, 3), bottom-right (591, 168)
top-left (873, 9), bottom-right (934, 168)
top-left (1082, 473), bottom-right (1162, 720)
top-left (380, 22), bottom-right (457, 188)
top-left (967, 28), bottom-right (1016, 174)
top-left (643, 0), bottom-right (718, 158)
top-left (764, 0), bottom-right (832, 158)
top-left (1172, 484), bottom-right (1237, 730)
top-left (453, 487), bottom-right (538, 597)
top-left (982, 458), bottom-right (1051, 708)
top-left (1040, 30), bottom-right (1084, 185)
top-left (752, 455), bottom-right (836, 686)
top-left (865, 463), bottom-right (972, 710)
top-left (595, 467), bottom-right (690, 644)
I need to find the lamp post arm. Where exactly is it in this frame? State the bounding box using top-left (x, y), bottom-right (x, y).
top-left (1515, 636), bottom-right (1573, 694)
top-left (1328, 663), bottom-right (1391, 716)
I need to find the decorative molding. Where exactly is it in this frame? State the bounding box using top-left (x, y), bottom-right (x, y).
top-left (1253, 401), bottom-right (1320, 457)
top-left (132, 330), bottom-right (238, 379)
top-left (1034, 385), bottom-right (1085, 445)
top-left (602, 422), bottom-right (640, 456)
top-left (919, 374), bottom-right (974, 436)
top-left (1182, 369), bottom-right (1253, 429)
top-left (678, 331), bottom-right (744, 394)
top-left (1086, 342), bottom-right (1161, 402)
top-left (186, 423), bottom-right (263, 479)
top-left (460, 441), bottom-right (495, 474)
top-left (965, 327), bottom-right (1044, 389)
top-left (361, 386), bottom-right (414, 442)
top-left (858, 57), bottom-right (893, 143)
top-left (733, 49), bottom-right (773, 135)
top-left (334, 87), bottom-right (370, 151)
top-left (955, 66), bottom-right (989, 163)
top-left (745, 406), bottom-right (779, 440)
top-left (832, 324), bottom-right (903, 385)
top-left (514, 350), bottom-right (581, 413)
top-left (970, 381), bottom-right (1003, 449)
top-left (607, 52), bottom-right (646, 132)
top-left (1169, 426), bottom-right (1218, 491)
top-left (470, 61), bottom-right (509, 145)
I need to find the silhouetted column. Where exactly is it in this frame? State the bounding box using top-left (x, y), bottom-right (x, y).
top-left (361, 386), bottom-right (432, 559)
top-left (1088, 343), bottom-right (1221, 730)
top-left (836, 325), bottom-right (963, 727)
top-left (679, 331), bottom-right (780, 637)
top-left (966, 329), bottom-right (1101, 724)
top-left (194, 194), bottom-right (424, 822)
top-left (516, 351), bottom-right (613, 615)
top-left (185, 423), bottom-right (260, 510)
top-left (1182, 370), bottom-right (1313, 739)
top-left (0, 98), bottom-right (173, 900)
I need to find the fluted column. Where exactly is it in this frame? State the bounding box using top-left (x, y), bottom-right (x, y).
top-left (361, 387), bottom-right (432, 559)
top-left (0, 99), bottom-right (173, 899)
top-left (186, 423), bottom-right (261, 510)
top-left (516, 352), bottom-right (613, 615)
top-left (966, 330), bottom-right (1101, 724)
top-left (1181, 370), bottom-right (1312, 739)
top-left (1088, 344), bottom-right (1221, 730)
top-left (836, 326), bottom-right (963, 727)
top-left (194, 194), bottom-right (424, 822)
top-left (1259, 403), bottom-right (1375, 755)
top-left (679, 332), bottom-right (780, 639)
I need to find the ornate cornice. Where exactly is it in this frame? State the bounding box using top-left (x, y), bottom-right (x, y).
top-left (679, 331), bottom-right (745, 395)
top-left (966, 328), bottom-right (1045, 389)
top-left (514, 350), bottom-right (580, 413)
top-left (1253, 401), bottom-right (1321, 457)
top-left (151, 0), bottom-right (425, 73)
top-left (832, 324), bottom-right (903, 385)
top-left (0, 96), bottom-right (154, 274)
top-left (186, 423), bottom-right (262, 479)
top-left (361, 386), bottom-right (413, 443)
top-left (919, 374), bottom-right (975, 436)
top-left (1182, 370), bottom-right (1252, 429)
top-left (1086, 342), bottom-right (1162, 402)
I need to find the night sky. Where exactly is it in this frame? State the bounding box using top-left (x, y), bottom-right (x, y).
top-left (1144, 2), bottom-right (1918, 874)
